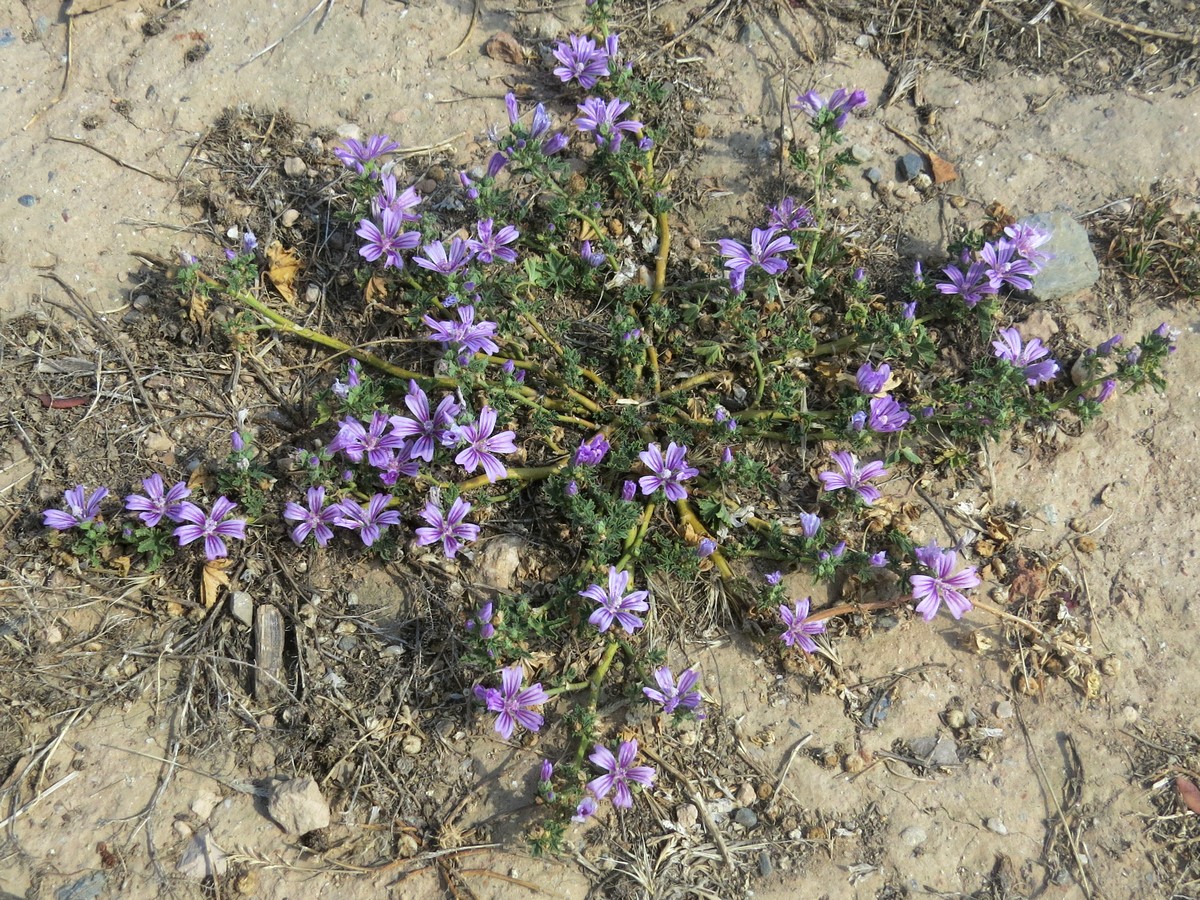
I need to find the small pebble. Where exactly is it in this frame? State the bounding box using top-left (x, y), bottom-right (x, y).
top-left (281, 208), bottom-right (300, 227)
top-left (1110, 199), bottom-right (1132, 216)
top-left (736, 783), bottom-right (757, 807)
top-left (734, 807), bottom-right (758, 828)
top-left (897, 152), bottom-right (925, 181)
top-left (18, 194), bottom-right (37, 207)
top-left (1121, 705), bottom-right (1139, 724)
top-left (913, 173), bottom-right (932, 190)
top-left (995, 700), bottom-right (1015, 719)
top-left (229, 591), bottom-right (253, 627)
top-left (758, 850), bottom-right (773, 877)
top-left (335, 123), bottom-right (363, 141)
top-left (986, 817), bottom-right (1008, 835)
top-left (864, 167), bottom-right (882, 185)
top-left (676, 804), bottom-right (698, 829)
top-left (283, 157), bottom-right (307, 177)
top-left (851, 144), bottom-right (873, 163)
top-left (899, 826), bottom-right (927, 847)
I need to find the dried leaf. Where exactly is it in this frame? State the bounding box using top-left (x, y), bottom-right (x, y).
top-left (265, 241), bottom-right (302, 304)
top-left (187, 291), bottom-right (208, 324)
top-left (364, 274), bottom-right (388, 306)
top-left (110, 556), bottom-right (132, 577)
top-left (929, 152), bottom-right (958, 185)
top-left (484, 31), bottom-right (525, 65)
top-left (1177, 776), bottom-right (1200, 814)
top-left (200, 559), bottom-right (232, 610)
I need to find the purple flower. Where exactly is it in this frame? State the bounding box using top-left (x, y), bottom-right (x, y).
top-left (473, 665), bottom-right (549, 741)
top-left (1096, 379), bottom-right (1117, 403)
top-left (574, 433), bottom-right (611, 466)
top-left (799, 512), bottom-right (821, 538)
top-left (697, 538), bottom-right (717, 558)
top-left (332, 359), bottom-right (362, 400)
top-left (414, 237), bottom-right (474, 275)
top-left (565, 479), bottom-right (579, 497)
top-left (587, 739), bottom-right (655, 808)
top-left (552, 34), bottom-right (609, 89)
top-left (721, 446), bottom-right (734, 464)
top-left (980, 239), bottom-right (1037, 291)
top-left (575, 97), bottom-right (643, 152)
top-left (414, 495), bottom-right (480, 559)
top-left (371, 174), bottom-right (422, 222)
top-left (717, 226), bottom-right (796, 293)
top-left (779, 597), bottom-right (826, 653)
top-left (867, 395), bottom-right (912, 433)
top-left (454, 407), bottom-right (517, 483)
top-left (389, 380), bottom-right (462, 463)
top-left (621, 480), bottom-right (637, 502)
top-left (767, 197), bottom-right (813, 230)
top-left (377, 447), bottom-right (420, 486)
top-left (124, 475), bottom-right (190, 527)
top-left (912, 260), bottom-right (924, 283)
top-left (580, 240), bottom-right (606, 267)
top-left (855, 361), bottom-right (891, 395)
top-left (1003, 222), bottom-right (1053, 266)
top-left (241, 230), bottom-right (258, 253)
top-left (902, 301), bottom-right (917, 320)
top-left (791, 87), bottom-right (868, 129)
top-left (572, 796), bottom-right (598, 823)
top-left (230, 430), bottom-right (246, 453)
top-left (848, 410), bottom-right (866, 433)
top-left (334, 134), bottom-right (400, 174)
top-left (467, 602), bottom-right (495, 639)
top-left (869, 550), bottom-right (889, 567)
top-left (540, 759), bottom-right (554, 783)
top-left (1096, 334), bottom-right (1123, 357)
top-left (910, 541), bottom-right (980, 621)
top-left (44, 484), bottom-right (109, 531)
top-left (819, 540), bottom-right (847, 563)
top-left (936, 260), bottom-right (998, 308)
top-left (356, 210), bottom-right (421, 268)
top-left (991, 327), bottom-right (1059, 386)
top-left (329, 411), bottom-right (407, 468)
top-left (638, 441), bottom-right (699, 501)
top-left (423, 306), bottom-right (500, 359)
top-left (643, 666), bottom-right (702, 714)
top-left (283, 486), bottom-right (341, 547)
top-left (818, 451), bottom-right (888, 504)
top-left (765, 571), bottom-right (783, 585)
top-left (332, 494), bottom-right (401, 547)
top-left (172, 497), bottom-right (246, 560)
top-left (581, 566), bottom-right (650, 634)
top-left (467, 218), bottom-right (520, 264)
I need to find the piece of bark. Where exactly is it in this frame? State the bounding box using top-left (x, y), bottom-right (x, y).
top-left (254, 605), bottom-right (285, 704)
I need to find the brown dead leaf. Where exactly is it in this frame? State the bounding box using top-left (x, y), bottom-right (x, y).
top-left (1177, 776), bottom-right (1200, 814)
top-left (200, 558), bottom-right (232, 610)
top-left (1008, 555), bottom-right (1047, 605)
top-left (265, 241), bottom-right (301, 303)
top-left (364, 274), bottom-right (388, 306)
top-left (485, 31), bottom-right (525, 66)
top-left (929, 151), bottom-right (958, 185)
top-left (110, 556), bottom-right (132, 577)
top-left (187, 290), bottom-right (208, 324)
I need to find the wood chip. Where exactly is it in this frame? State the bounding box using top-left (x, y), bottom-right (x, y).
top-left (254, 605), bottom-right (285, 704)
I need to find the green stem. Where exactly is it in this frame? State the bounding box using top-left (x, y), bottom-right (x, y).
top-left (618, 502), bottom-right (655, 569)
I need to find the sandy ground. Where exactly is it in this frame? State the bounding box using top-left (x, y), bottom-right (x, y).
top-left (2, 0), bottom-right (1199, 897)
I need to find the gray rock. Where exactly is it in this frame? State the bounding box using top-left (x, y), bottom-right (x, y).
top-left (758, 850), bottom-right (774, 877)
top-left (268, 777), bottom-right (331, 834)
top-left (734, 806), bottom-right (758, 828)
top-left (864, 166), bottom-right (882, 185)
top-left (18, 194), bottom-right (37, 208)
top-left (897, 152), bottom-right (925, 181)
top-left (55, 874), bottom-right (106, 900)
top-left (995, 700), bottom-right (1015, 719)
top-left (986, 816), bottom-right (1008, 835)
top-left (229, 591), bottom-right (253, 627)
top-left (738, 20), bottom-right (765, 44)
top-left (910, 734), bottom-right (959, 766)
top-left (851, 144), bottom-right (873, 163)
top-left (176, 828), bottom-right (227, 880)
top-left (1021, 211), bottom-right (1099, 300)
top-left (283, 156), bottom-right (307, 177)
top-left (476, 535), bottom-right (526, 590)
top-left (899, 825), bottom-right (927, 847)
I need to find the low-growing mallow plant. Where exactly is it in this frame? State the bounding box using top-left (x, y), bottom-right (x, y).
top-left (41, 0), bottom-right (1177, 854)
